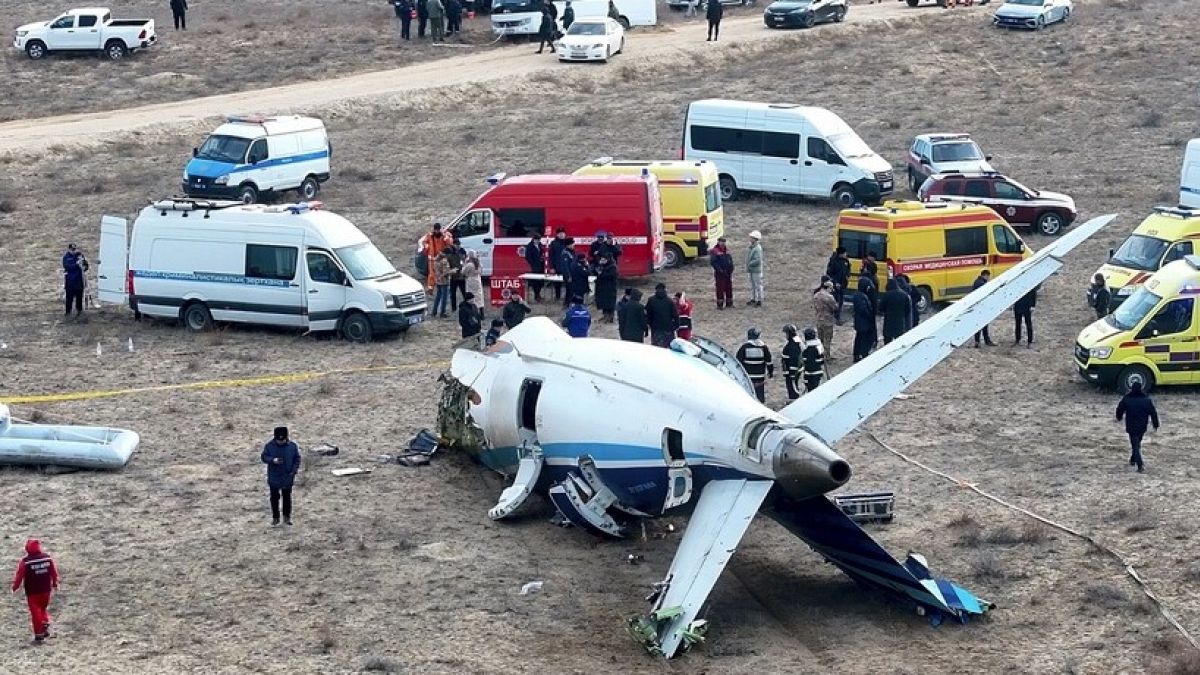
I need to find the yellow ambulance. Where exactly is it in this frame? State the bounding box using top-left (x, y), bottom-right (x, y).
top-left (1095, 206), bottom-right (1200, 311)
top-left (833, 201), bottom-right (1030, 312)
top-left (1076, 256), bottom-right (1200, 393)
top-left (574, 158), bottom-right (724, 268)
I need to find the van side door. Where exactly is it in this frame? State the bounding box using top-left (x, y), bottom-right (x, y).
top-left (942, 226), bottom-right (989, 300)
top-left (989, 223), bottom-right (1026, 272)
top-left (303, 249), bottom-right (348, 332)
top-left (451, 209), bottom-right (495, 276)
top-left (268, 134), bottom-right (303, 190)
top-left (1136, 297), bottom-right (1198, 385)
top-left (243, 243), bottom-right (305, 326)
top-left (760, 130), bottom-right (802, 194)
top-left (46, 14), bottom-right (84, 49)
top-left (799, 137), bottom-right (848, 199)
top-left (246, 138), bottom-right (272, 190)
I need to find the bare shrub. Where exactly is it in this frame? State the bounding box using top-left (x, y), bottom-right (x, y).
top-left (971, 552), bottom-right (1006, 580)
top-left (0, 195), bottom-right (17, 213)
top-left (341, 167), bottom-right (377, 182)
top-left (1136, 110), bottom-right (1163, 128)
top-left (1083, 583), bottom-right (1127, 610)
top-left (363, 656), bottom-right (397, 672)
top-left (317, 624), bottom-right (337, 654)
top-left (317, 380), bottom-right (337, 395)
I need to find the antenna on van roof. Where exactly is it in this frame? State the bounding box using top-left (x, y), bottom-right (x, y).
top-left (486, 173), bottom-right (507, 186)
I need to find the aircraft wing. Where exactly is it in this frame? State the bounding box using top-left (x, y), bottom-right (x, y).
top-left (778, 213), bottom-right (1116, 445)
top-left (641, 479), bottom-right (774, 658)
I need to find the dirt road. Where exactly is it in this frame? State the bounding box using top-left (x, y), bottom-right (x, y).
top-left (0, 2), bottom-right (968, 153)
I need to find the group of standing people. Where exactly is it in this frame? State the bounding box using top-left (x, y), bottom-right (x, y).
top-left (613, 282), bottom-right (694, 346)
top-left (392, 0), bottom-right (466, 42)
top-left (735, 324), bottom-right (824, 404)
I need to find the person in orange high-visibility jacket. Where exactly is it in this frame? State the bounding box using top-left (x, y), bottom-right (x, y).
top-left (419, 223), bottom-right (454, 291)
top-left (11, 539), bottom-right (59, 643)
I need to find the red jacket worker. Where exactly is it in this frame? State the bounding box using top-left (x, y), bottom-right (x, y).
top-left (11, 539), bottom-right (59, 643)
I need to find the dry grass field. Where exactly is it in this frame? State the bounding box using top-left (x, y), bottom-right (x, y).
top-left (2, 0), bottom-right (1200, 673)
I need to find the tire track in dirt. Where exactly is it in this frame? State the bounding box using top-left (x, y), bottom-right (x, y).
top-left (0, 3), bottom-right (977, 153)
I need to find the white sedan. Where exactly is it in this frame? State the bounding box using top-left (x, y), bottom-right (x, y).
top-left (992, 0), bottom-right (1072, 30)
top-left (556, 18), bottom-right (624, 63)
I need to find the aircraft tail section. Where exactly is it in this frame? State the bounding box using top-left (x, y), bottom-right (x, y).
top-left (765, 495), bottom-right (993, 625)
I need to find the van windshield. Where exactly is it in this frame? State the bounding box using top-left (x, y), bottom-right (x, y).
top-left (335, 242), bottom-right (397, 281)
top-left (827, 132), bottom-right (874, 160)
top-left (567, 22), bottom-right (606, 35)
top-left (196, 135), bottom-right (252, 164)
top-left (931, 142), bottom-right (983, 162)
top-left (1109, 287), bottom-right (1162, 331)
top-left (1111, 234), bottom-right (1169, 272)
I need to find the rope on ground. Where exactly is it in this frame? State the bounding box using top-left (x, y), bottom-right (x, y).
top-left (863, 430), bottom-right (1199, 652)
top-left (0, 361), bottom-right (450, 405)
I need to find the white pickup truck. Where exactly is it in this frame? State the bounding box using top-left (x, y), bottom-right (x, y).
top-left (14, 7), bottom-right (157, 61)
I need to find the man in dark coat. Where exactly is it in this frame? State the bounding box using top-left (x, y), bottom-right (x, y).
top-left (852, 276), bottom-right (877, 363)
top-left (593, 256), bottom-right (619, 323)
top-left (556, 237), bottom-right (576, 308)
top-left (417, 0), bottom-right (429, 38)
top-left (972, 270), bottom-right (996, 347)
top-left (536, 7), bottom-right (557, 53)
top-left (736, 328), bottom-right (773, 403)
top-left (1013, 286), bottom-right (1037, 347)
top-left (1116, 381), bottom-right (1159, 473)
top-left (899, 274), bottom-right (921, 328)
top-left (445, 0), bottom-right (463, 35)
top-left (618, 289), bottom-right (648, 343)
top-left (780, 324), bottom-right (803, 401)
top-left (170, 0), bottom-right (188, 30)
top-left (825, 247), bottom-right (850, 323)
top-left (1089, 273), bottom-right (1111, 319)
top-left (548, 228), bottom-right (568, 303)
top-left (392, 0), bottom-right (413, 40)
top-left (444, 240), bottom-right (465, 311)
top-left (644, 283), bottom-right (679, 348)
top-left (879, 279), bottom-right (912, 345)
top-left (861, 251), bottom-right (878, 282)
top-left (62, 243), bottom-right (86, 319)
top-left (705, 0), bottom-right (722, 41)
top-left (710, 237), bottom-right (734, 309)
top-left (801, 327), bottom-right (825, 392)
top-left (562, 0), bottom-right (575, 30)
top-left (501, 294), bottom-right (531, 329)
top-left (458, 292), bottom-right (483, 339)
top-left (569, 252), bottom-right (591, 305)
top-left (524, 234), bottom-right (545, 302)
top-left (858, 270), bottom-right (878, 315)
top-left (262, 427), bottom-right (302, 526)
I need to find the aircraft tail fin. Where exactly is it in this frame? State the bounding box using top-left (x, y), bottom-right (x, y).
top-left (765, 495), bottom-right (993, 625)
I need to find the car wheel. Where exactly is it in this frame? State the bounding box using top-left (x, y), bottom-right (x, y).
top-left (104, 40), bottom-right (128, 60)
top-left (299, 176), bottom-right (320, 200)
top-left (1117, 365), bottom-right (1153, 395)
top-left (1061, 7), bottom-right (1070, 21)
top-left (906, 0), bottom-right (919, 6)
top-left (618, 38), bottom-right (624, 54)
top-left (341, 311), bottom-right (374, 343)
top-left (834, 6), bottom-right (846, 22)
top-left (916, 287), bottom-right (934, 315)
top-left (664, 243), bottom-right (685, 269)
top-left (182, 302), bottom-right (214, 332)
top-left (238, 184), bottom-right (259, 204)
top-left (1036, 15), bottom-right (1045, 29)
top-left (1036, 211), bottom-right (1065, 236)
top-left (604, 46), bottom-right (610, 62)
top-left (802, 13), bottom-right (815, 28)
top-left (908, 170), bottom-right (922, 194)
top-left (618, 16), bottom-right (630, 29)
top-left (718, 176), bottom-right (739, 202)
top-left (831, 184), bottom-right (857, 208)
top-left (25, 41), bottom-right (47, 60)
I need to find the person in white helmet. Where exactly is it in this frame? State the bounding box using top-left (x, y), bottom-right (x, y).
top-left (746, 231), bottom-right (764, 307)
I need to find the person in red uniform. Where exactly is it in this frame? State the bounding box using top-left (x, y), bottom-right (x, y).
top-left (674, 291), bottom-right (694, 341)
top-left (11, 539), bottom-right (59, 643)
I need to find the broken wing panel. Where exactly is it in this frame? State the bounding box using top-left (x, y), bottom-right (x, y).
top-left (778, 214), bottom-right (1116, 446)
top-left (652, 479), bottom-right (774, 657)
top-left (765, 496), bottom-right (992, 623)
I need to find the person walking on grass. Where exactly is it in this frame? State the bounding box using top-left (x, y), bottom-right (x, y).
top-left (262, 427), bottom-right (301, 526)
top-left (11, 539), bottom-right (59, 644)
top-left (562, 0), bottom-right (576, 30)
top-left (536, 6), bottom-right (557, 53)
top-left (170, 0), bottom-right (188, 30)
top-left (705, 0), bottom-right (722, 41)
top-left (746, 230), bottom-right (764, 307)
top-left (1116, 381), bottom-right (1158, 473)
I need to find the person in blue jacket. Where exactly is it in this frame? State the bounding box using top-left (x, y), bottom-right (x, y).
top-left (562, 296), bottom-right (592, 338)
top-left (261, 426), bottom-right (302, 526)
top-left (62, 244), bottom-right (86, 319)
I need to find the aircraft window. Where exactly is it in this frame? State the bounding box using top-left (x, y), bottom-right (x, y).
top-left (663, 428), bottom-right (684, 463)
top-left (519, 379), bottom-right (542, 431)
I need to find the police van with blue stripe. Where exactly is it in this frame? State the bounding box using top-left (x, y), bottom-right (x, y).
top-left (183, 115), bottom-right (331, 205)
top-left (97, 199), bottom-right (427, 342)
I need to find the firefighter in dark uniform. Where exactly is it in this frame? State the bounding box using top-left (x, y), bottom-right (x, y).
top-left (801, 327), bottom-right (826, 392)
top-left (780, 324), bottom-right (803, 401)
top-left (736, 327), bottom-right (773, 403)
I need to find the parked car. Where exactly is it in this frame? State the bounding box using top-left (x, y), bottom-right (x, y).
top-left (918, 171), bottom-right (1076, 236)
top-left (993, 0), bottom-right (1071, 29)
top-left (556, 17), bottom-right (624, 62)
top-left (763, 0), bottom-right (846, 28)
top-left (13, 7), bottom-right (156, 61)
top-left (905, 133), bottom-right (993, 193)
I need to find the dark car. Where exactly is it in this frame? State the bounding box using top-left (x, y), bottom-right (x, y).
top-left (764, 0), bottom-right (846, 28)
top-left (918, 171), bottom-right (1077, 236)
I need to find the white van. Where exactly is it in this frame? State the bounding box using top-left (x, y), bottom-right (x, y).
top-left (682, 99), bottom-right (894, 207)
top-left (183, 115), bottom-right (331, 205)
top-left (1182, 138), bottom-right (1200, 209)
top-left (97, 199), bottom-right (427, 342)
top-left (557, 0), bottom-right (656, 27)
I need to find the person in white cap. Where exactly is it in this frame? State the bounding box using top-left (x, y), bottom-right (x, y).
top-left (746, 231), bottom-right (764, 307)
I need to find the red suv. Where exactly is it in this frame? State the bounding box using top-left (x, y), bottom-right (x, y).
top-left (918, 171), bottom-right (1077, 236)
